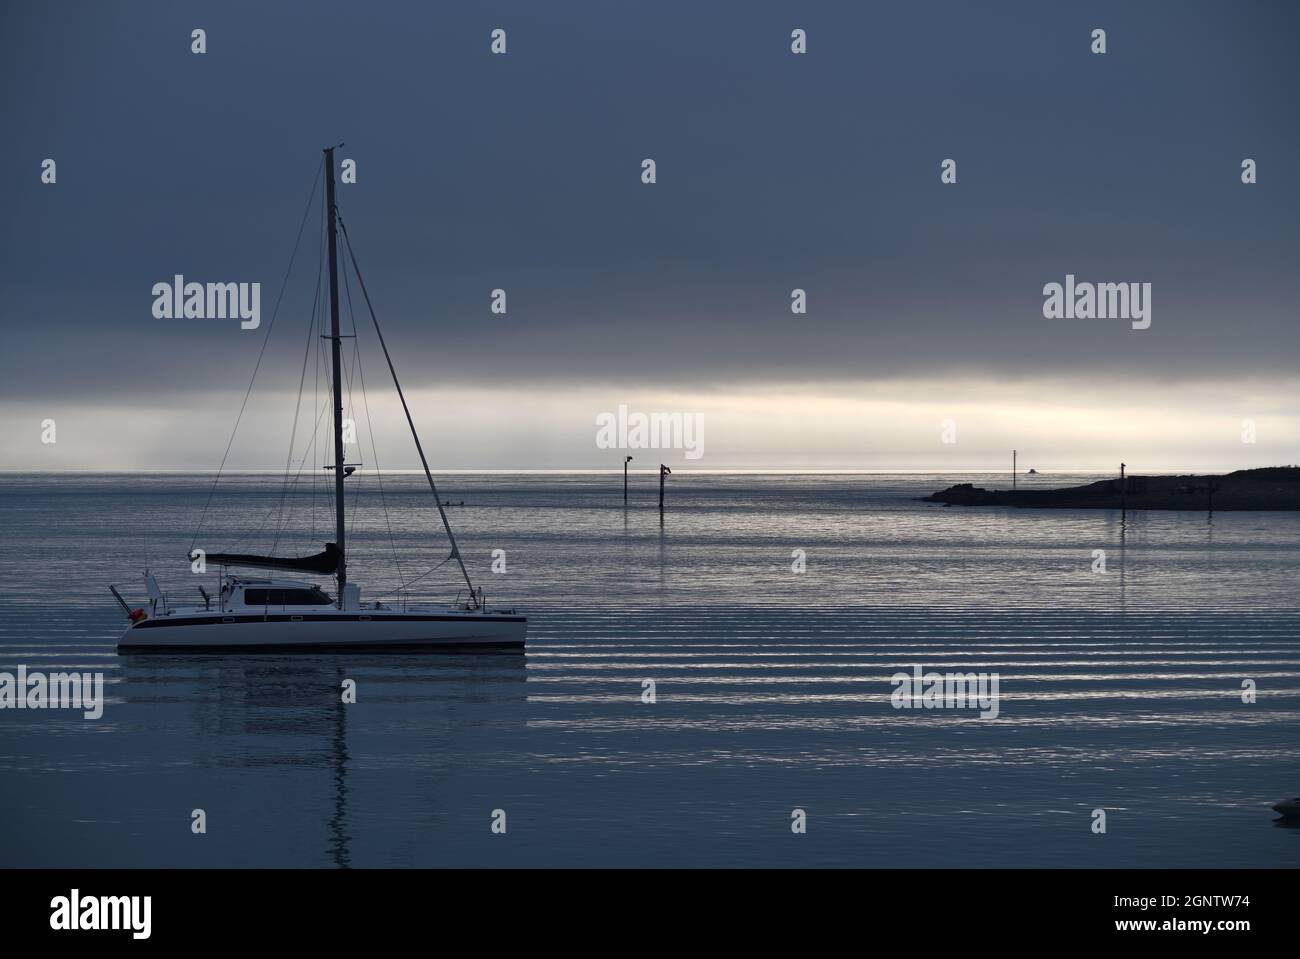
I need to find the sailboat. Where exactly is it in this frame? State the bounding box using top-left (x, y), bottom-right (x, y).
top-left (113, 147), bottom-right (526, 652)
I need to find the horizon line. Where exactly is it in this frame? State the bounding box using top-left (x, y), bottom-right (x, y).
top-left (1, 466), bottom-right (1283, 477)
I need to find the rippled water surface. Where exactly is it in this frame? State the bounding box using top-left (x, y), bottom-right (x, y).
top-left (1, 472), bottom-right (1298, 867)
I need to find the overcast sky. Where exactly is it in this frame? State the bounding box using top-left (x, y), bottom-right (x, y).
top-left (2, 0), bottom-right (1297, 470)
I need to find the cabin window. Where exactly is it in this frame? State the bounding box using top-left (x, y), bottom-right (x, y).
top-left (243, 588), bottom-right (333, 607)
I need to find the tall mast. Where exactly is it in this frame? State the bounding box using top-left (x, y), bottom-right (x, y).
top-left (324, 146), bottom-right (347, 603)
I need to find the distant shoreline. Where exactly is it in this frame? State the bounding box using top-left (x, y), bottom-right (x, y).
top-left (921, 467), bottom-right (1300, 511)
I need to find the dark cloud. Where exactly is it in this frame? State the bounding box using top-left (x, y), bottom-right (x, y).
top-left (2, 0), bottom-right (1297, 403)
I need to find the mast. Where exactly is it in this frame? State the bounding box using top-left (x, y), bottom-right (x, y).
top-left (324, 146), bottom-right (347, 603)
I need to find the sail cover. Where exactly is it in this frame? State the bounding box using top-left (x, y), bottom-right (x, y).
top-left (205, 542), bottom-right (340, 575)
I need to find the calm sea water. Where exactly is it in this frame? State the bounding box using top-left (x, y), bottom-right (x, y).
top-left (1, 472), bottom-right (1298, 867)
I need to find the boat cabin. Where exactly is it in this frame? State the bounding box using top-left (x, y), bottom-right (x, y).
top-left (220, 578), bottom-right (342, 611)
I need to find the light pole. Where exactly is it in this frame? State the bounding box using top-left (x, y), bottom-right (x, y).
top-left (624, 455), bottom-right (633, 504)
top-left (1120, 461), bottom-right (1127, 523)
top-left (659, 464), bottom-right (671, 512)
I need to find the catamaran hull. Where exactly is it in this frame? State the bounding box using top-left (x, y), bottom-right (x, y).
top-left (118, 612), bottom-right (526, 653)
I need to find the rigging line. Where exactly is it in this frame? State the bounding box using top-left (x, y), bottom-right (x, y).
top-left (312, 311), bottom-right (327, 540)
top-left (336, 211), bottom-right (478, 604)
top-left (322, 331), bottom-right (336, 536)
top-left (325, 220), bottom-right (355, 544)
top-left (346, 255), bottom-right (407, 591)
top-left (222, 393), bottom-right (332, 556)
top-left (337, 249), bottom-right (363, 544)
top-left (224, 495), bottom-right (285, 554)
top-left (368, 554), bottom-right (455, 601)
top-left (273, 405), bottom-right (327, 552)
top-left (300, 181), bottom-right (329, 552)
top-left (224, 395), bottom-right (330, 555)
top-left (191, 157), bottom-right (323, 554)
top-left (330, 261), bottom-right (362, 545)
top-left (219, 488), bottom-right (275, 553)
top-left (233, 400), bottom-right (331, 557)
top-left (220, 472), bottom-right (306, 555)
top-left (309, 193), bottom-right (327, 547)
top-left (317, 180), bottom-right (333, 545)
top-left (338, 263), bottom-right (365, 545)
top-left (307, 199), bottom-right (324, 548)
top-left (308, 340), bottom-right (318, 543)
top-left (293, 401), bottom-right (329, 518)
top-left (271, 190), bottom-right (328, 554)
top-left (340, 245), bottom-right (408, 592)
top-left (269, 235), bottom-right (324, 555)
top-left (293, 372), bottom-right (326, 550)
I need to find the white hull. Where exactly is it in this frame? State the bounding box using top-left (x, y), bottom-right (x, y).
top-left (118, 609), bottom-right (526, 652)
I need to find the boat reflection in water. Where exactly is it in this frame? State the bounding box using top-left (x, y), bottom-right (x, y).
top-left (119, 651), bottom-right (527, 867)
